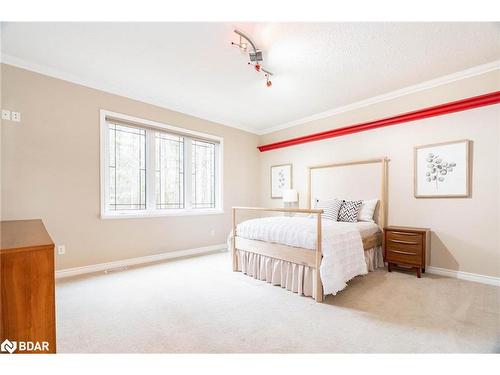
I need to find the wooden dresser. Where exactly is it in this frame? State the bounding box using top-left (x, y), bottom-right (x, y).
top-left (1, 220), bottom-right (56, 354)
top-left (383, 226), bottom-right (430, 278)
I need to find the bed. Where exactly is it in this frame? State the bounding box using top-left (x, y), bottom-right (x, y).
top-left (230, 157), bottom-right (389, 302)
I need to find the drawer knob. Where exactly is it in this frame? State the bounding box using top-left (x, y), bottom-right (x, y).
top-left (390, 231), bottom-right (420, 236)
top-left (389, 249), bottom-right (417, 256)
top-left (389, 239), bottom-right (419, 245)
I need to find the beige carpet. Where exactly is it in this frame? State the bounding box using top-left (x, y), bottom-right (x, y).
top-left (56, 251), bottom-right (500, 353)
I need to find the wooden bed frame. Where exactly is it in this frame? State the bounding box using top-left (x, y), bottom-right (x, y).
top-left (231, 157), bottom-right (389, 303)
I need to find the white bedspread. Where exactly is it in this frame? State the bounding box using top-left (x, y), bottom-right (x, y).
top-left (235, 217), bottom-right (369, 295)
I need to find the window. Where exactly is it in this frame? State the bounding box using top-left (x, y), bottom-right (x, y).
top-left (101, 110), bottom-right (222, 218)
top-left (156, 132), bottom-right (184, 209)
top-left (108, 123), bottom-right (146, 211)
top-left (192, 140), bottom-right (216, 209)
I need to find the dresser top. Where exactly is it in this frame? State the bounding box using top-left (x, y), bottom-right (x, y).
top-left (1, 219), bottom-right (54, 253)
top-left (384, 225), bottom-right (430, 232)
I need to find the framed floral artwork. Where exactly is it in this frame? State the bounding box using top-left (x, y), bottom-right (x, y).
top-left (270, 164), bottom-right (292, 199)
top-left (414, 139), bottom-right (471, 198)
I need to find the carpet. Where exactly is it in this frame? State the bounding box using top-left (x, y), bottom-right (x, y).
top-left (56, 251), bottom-right (500, 353)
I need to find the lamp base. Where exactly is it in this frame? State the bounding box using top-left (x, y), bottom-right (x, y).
top-left (283, 202), bottom-right (298, 216)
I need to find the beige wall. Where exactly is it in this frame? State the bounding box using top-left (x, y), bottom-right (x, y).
top-left (1, 64), bottom-right (260, 269)
top-left (259, 70), bottom-right (500, 277)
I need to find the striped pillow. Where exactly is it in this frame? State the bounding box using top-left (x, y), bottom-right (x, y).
top-left (314, 198), bottom-right (343, 221)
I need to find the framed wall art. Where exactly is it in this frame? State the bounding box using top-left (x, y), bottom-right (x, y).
top-left (270, 164), bottom-right (292, 199)
top-left (414, 139), bottom-right (471, 198)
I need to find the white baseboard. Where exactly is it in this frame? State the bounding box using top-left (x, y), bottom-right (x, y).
top-left (427, 266), bottom-right (500, 287)
top-left (56, 244), bottom-right (227, 279)
top-left (56, 247), bottom-right (500, 287)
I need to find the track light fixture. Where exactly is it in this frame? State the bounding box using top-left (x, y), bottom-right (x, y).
top-left (231, 29), bottom-right (273, 87)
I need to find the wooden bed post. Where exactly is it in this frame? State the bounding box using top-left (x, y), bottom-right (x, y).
top-left (232, 207), bottom-right (237, 271)
top-left (315, 212), bottom-right (323, 303)
top-left (307, 167), bottom-right (312, 209)
top-left (380, 158), bottom-right (388, 229)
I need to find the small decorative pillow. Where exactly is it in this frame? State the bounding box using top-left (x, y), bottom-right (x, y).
top-left (314, 198), bottom-right (343, 221)
top-left (338, 200), bottom-right (363, 222)
top-left (358, 199), bottom-right (378, 222)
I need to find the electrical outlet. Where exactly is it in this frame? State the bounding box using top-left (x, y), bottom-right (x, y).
top-left (1, 110), bottom-right (10, 121)
top-left (57, 245), bottom-right (66, 255)
top-left (209, 229), bottom-right (215, 236)
top-left (11, 112), bottom-right (21, 122)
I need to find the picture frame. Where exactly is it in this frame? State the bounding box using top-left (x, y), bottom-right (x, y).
top-left (270, 164), bottom-right (292, 199)
top-left (414, 139), bottom-right (471, 198)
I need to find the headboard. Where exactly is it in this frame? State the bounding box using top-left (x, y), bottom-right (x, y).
top-left (307, 158), bottom-right (389, 227)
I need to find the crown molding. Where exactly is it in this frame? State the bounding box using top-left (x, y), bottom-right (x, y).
top-left (258, 90), bottom-right (500, 151)
top-left (1, 54), bottom-right (260, 135)
top-left (258, 59), bottom-right (500, 135)
top-left (2, 53), bottom-right (499, 136)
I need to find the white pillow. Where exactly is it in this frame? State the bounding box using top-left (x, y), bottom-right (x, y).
top-left (358, 199), bottom-right (378, 222)
top-left (313, 198), bottom-right (343, 221)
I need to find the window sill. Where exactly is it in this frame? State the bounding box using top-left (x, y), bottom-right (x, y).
top-left (101, 209), bottom-right (224, 220)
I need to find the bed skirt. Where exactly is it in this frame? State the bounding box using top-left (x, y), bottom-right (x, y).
top-left (235, 246), bottom-right (384, 298)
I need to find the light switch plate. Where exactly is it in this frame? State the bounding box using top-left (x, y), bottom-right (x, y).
top-left (1, 109), bottom-right (10, 120)
top-left (11, 112), bottom-right (21, 122)
top-left (57, 245), bottom-right (66, 255)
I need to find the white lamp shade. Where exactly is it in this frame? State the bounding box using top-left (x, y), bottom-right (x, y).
top-left (282, 189), bottom-right (298, 203)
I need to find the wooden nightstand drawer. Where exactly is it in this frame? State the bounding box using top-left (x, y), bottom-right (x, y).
top-left (386, 247), bottom-right (422, 265)
top-left (385, 232), bottom-right (424, 255)
top-left (386, 230), bottom-right (423, 246)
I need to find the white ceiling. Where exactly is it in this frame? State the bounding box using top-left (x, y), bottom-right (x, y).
top-left (2, 22), bottom-right (499, 133)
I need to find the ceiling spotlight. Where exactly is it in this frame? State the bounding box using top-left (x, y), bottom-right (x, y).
top-left (266, 74), bottom-right (272, 88)
top-left (231, 29), bottom-right (274, 87)
top-left (231, 36), bottom-right (248, 54)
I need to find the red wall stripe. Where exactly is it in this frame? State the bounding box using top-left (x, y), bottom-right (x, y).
top-left (257, 91), bottom-right (500, 152)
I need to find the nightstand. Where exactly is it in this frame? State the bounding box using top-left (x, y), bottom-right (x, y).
top-left (383, 226), bottom-right (430, 278)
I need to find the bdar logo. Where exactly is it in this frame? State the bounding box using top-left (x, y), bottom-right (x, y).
top-left (1, 339), bottom-right (17, 354)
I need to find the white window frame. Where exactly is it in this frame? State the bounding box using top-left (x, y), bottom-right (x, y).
top-left (100, 110), bottom-right (224, 219)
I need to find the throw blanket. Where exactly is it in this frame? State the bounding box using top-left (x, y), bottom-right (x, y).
top-left (232, 216), bottom-right (368, 295)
